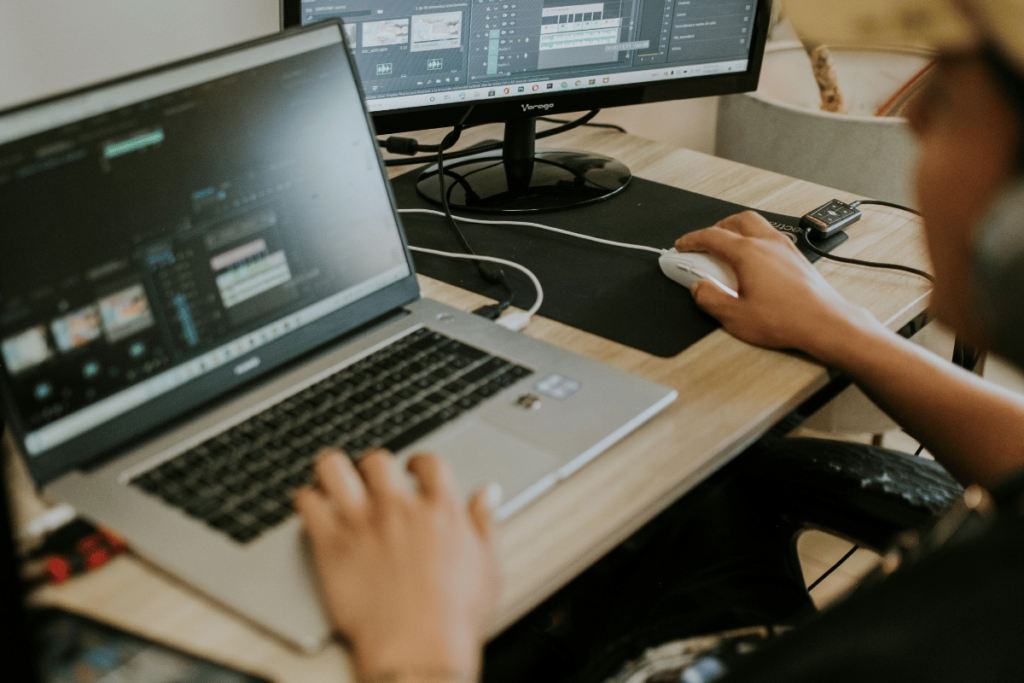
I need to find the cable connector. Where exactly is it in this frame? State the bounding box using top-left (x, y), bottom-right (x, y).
top-left (495, 310), bottom-right (533, 331)
top-left (477, 262), bottom-right (507, 285)
top-left (472, 301), bottom-right (510, 320)
top-left (381, 136), bottom-right (421, 156)
top-left (408, 246), bottom-right (544, 327)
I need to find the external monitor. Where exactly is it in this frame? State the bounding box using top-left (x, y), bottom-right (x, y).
top-left (282, 1), bottom-right (771, 212)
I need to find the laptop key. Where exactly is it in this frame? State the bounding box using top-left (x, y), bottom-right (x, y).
top-left (230, 527), bottom-right (261, 544)
top-left (442, 340), bottom-right (488, 361)
top-left (368, 424), bottom-right (392, 437)
top-left (435, 406), bottom-right (462, 423)
top-left (205, 513), bottom-right (236, 531)
top-left (382, 415), bottom-right (445, 453)
top-left (184, 498), bottom-right (222, 519)
top-left (441, 379), bottom-right (471, 395)
top-left (460, 358), bottom-right (507, 384)
top-left (457, 396), bottom-right (479, 410)
top-left (408, 331), bottom-right (445, 351)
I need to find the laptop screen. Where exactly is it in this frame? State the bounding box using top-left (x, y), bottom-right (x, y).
top-left (0, 24), bottom-right (417, 483)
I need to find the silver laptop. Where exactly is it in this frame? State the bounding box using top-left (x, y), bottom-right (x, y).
top-left (0, 23), bottom-right (675, 652)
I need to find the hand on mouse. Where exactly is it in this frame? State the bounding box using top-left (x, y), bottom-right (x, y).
top-left (295, 449), bottom-right (501, 681)
top-left (674, 211), bottom-right (882, 361)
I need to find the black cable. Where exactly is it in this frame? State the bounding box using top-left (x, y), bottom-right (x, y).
top-left (807, 543), bottom-right (860, 592)
top-left (800, 229), bottom-right (936, 283)
top-left (378, 121), bottom-right (485, 156)
top-left (851, 199), bottom-right (922, 215)
top-left (846, 201), bottom-right (987, 373)
top-left (382, 109), bottom-right (603, 167)
top-left (537, 116), bottom-right (627, 133)
top-left (430, 106), bottom-right (513, 319)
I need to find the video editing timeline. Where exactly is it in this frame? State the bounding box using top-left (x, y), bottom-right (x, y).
top-left (299, 0), bottom-right (758, 107)
top-left (467, 1), bottom-right (636, 81)
top-left (0, 43), bottom-right (410, 452)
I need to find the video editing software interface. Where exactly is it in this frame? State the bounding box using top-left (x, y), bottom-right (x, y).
top-left (0, 36), bottom-right (410, 455)
top-left (297, 0), bottom-right (760, 110)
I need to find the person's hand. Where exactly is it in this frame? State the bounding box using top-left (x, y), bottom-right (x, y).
top-left (295, 449), bottom-right (501, 680)
top-left (674, 211), bottom-right (881, 361)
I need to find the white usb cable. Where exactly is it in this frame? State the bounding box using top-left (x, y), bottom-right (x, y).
top-left (409, 246), bottom-right (543, 331)
top-left (402, 209), bottom-right (664, 331)
top-left (400, 208), bottom-right (664, 255)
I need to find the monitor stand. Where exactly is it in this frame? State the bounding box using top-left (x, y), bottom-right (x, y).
top-left (415, 117), bottom-right (631, 214)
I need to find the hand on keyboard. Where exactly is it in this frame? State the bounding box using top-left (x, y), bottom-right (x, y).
top-left (295, 448), bottom-right (501, 681)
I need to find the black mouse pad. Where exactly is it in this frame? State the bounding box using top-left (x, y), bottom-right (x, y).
top-left (391, 169), bottom-right (848, 358)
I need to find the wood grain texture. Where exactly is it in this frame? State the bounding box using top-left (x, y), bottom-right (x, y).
top-left (9, 126), bottom-right (931, 683)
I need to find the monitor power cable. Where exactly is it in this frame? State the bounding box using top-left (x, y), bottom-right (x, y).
top-left (536, 116), bottom-right (627, 133)
top-left (379, 109), bottom-right (601, 167)
top-left (422, 106), bottom-right (516, 321)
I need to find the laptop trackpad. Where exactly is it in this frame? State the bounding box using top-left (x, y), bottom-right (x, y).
top-left (427, 422), bottom-right (563, 514)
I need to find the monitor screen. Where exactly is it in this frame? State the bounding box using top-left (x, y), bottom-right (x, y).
top-left (283, 0), bottom-right (770, 134)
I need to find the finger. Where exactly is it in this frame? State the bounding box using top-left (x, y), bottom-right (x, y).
top-left (691, 279), bottom-right (741, 318)
top-left (468, 482), bottom-right (502, 542)
top-left (406, 452), bottom-right (458, 502)
top-left (313, 449), bottom-right (368, 517)
top-left (715, 210), bottom-right (777, 238)
top-left (674, 227), bottom-right (743, 263)
top-left (294, 486), bottom-right (342, 546)
top-left (358, 449), bottom-right (414, 500)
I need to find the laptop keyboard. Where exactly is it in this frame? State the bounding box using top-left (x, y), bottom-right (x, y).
top-left (129, 328), bottom-right (533, 543)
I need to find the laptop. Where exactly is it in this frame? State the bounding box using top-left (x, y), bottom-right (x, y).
top-left (1, 425), bottom-right (269, 683)
top-left (0, 22), bottom-right (676, 652)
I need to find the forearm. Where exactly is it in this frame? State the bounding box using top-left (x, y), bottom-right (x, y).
top-left (810, 316), bottom-right (1024, 487)
top-left (358, 670), bottom-right (477, 683)
top-left (353, 637), bottom-right (481, 683)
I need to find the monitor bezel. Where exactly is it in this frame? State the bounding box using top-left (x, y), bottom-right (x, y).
top-left (281, 0), bottom-right (772, 134)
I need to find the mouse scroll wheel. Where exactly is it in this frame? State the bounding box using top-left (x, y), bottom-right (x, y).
top-left (675, 261), bottom-right (695, 272)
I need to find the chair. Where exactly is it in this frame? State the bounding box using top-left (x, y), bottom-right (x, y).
top-left (482, 435), bottom-right (964, 683)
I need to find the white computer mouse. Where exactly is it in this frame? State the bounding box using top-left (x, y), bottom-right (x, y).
top-left (658, 249), bottom-right (739, 297)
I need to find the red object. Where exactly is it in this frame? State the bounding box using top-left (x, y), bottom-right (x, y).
top-left (97, 527), bottom-right (129, 553)
top-left (45, 556), bottom-right (71, 584)
top-left (83, 547), bottom-right (111, 571)
top-left (33, 528), bottom-right (129, 585)
top-left (77, 533), bottom-right (115, 571)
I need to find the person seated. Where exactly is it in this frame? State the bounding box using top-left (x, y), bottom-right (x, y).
top-left (296, 1), bottom-right (1024, 680)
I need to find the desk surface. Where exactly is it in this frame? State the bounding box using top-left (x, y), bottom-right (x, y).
top-left (9, 125), bottom-right (931, 682)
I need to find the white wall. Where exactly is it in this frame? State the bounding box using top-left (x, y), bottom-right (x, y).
top-left (0, 1), bottom-right (716, 153)
top-left (593, 98), bottom-right (718, 155)
top-left (0, 1), bottom-right (281, 108)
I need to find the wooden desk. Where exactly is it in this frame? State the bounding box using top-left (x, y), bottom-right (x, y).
top-left (8, 125), bottom-right (931, 682)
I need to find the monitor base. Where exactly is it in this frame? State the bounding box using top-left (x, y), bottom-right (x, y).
top-left (415, 149), bottom-right (631, 214)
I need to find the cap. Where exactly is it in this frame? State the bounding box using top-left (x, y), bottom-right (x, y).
top-left (785, 0), bottom-right (1024, 73)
